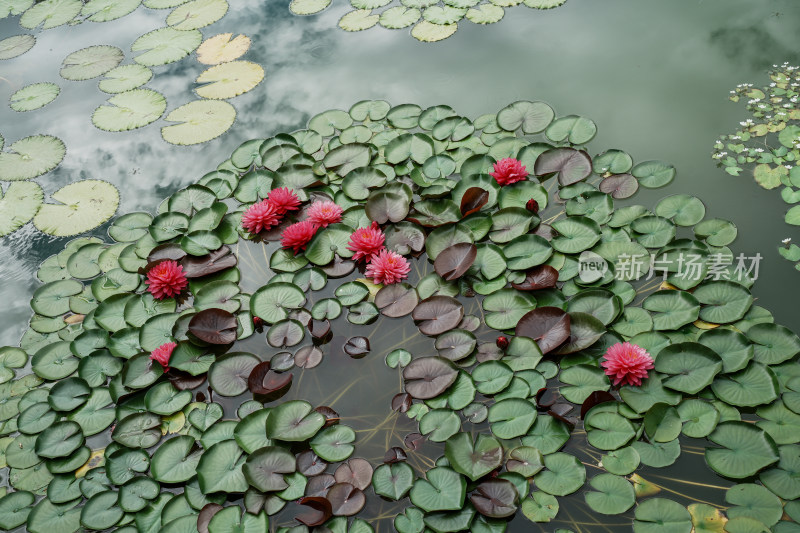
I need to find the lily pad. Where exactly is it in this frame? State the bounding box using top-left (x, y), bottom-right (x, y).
top-left (33, 180), bottom-right (119, 237)
top-left (9, 82), bottom-right (59, 112)
top-left (60, 45), bottom-right (123, 81)
top-left (161, 100), bottom-right (236, 145)
top-left (0, 135), bottom-right (65, 181)
top-left (195, 60), bottom-right (265, 99)
top-left (92, 89), bottom-right (167, 132)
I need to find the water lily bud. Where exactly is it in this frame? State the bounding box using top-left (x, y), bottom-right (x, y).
top-left (496, 336), bottom-right (509, 350)
top-left (526, 199), bottom-right (539, 214)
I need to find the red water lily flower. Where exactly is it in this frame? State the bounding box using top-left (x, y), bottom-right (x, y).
top-left (268, 187), bottom-right (301, 214)
top-left (601, 342), bottom-right (655, 387)
top-left (307, 200), bottom-right (343, 228)
top-left (241, 199), bottom-right (281, 234)
top-left (146, 260), bottom-right (188, 300)
top-left (490, 157), bottom-right (529, 186)
top-left (347, 221), bottom-right (386, 261)
top-left (365, 249), bottom-right (410, 285)
top-left (281, 220), bottom-right (319, 253)
top-left (150, 341), bottom-right (176, 370)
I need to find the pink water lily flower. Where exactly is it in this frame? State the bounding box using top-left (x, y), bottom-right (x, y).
top-left (347, 221), bottom-right (386, 261)
top-left (268, 187), bottom-right (301, 214)
top-left (601, 342), bottom-right (654, 387)
top-left (307, 200), bottom-right (343, 228)
top-left (150, 342), bottom-right (177, 370)
top-left (365, 249), bottom-right (410, 285)
top-left (241, 199), bottom-right (281, 234)
top-left (490, 157), bottom-right (529, 186)
top-left (146, 260), bottom-right (188, 300)
top-left (281, 220), bottom-right (319, 253)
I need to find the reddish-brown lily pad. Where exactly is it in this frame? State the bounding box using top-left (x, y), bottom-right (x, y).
top-left (402, 356), bottom-right (459, 399)
top-left (392, 392), bottom-right (412, 413)
top-left (334, 458), bottom-right (373, 491)
top-left (295, 497), bottom-right (332, 527)
top-left (181, 245), bottom-right (237, 278)
top-left (305, 474), bottom-right (336, 497)
top-left (327, 482), bottom-right (366, 516)
top-left (248, 362), bottom-right (292, 395)
top-left (384, 447), bottom-right (408, 463)
top-left (197, 503), bottom-right (223, 533)
top-left (460, 187), bottom-right (489, 216)
top-left (296, 450), bottom-right (328, 476)
top-left (343, 336), bottom-right (370, 358)
top-left (599, 173), bottom-right (638, 199)
top-left (470, 479), bottom-right (519, 518)
top-left (511, 265), bottom-right (559, 291)
top-left (189, 308), bottom-right (237, 344)
top-left (515, 307), bottom-right (571, 354)
top-left (412, 295), bottom-right (464, 336)
top-left (434, 243), bottom-right (477, 281)
top-left (375, 283), bottom-right (419, 317)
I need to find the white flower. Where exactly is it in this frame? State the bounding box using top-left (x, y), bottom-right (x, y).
top-left (783, 238), bottom-right (792, 245)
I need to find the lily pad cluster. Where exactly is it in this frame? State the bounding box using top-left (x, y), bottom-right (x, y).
top-left (712, 62), bottom-right (800, 269)
top-left (1, 101), bottom-right (799, 533)
top-left (289, 0), bottom-right (567, 42)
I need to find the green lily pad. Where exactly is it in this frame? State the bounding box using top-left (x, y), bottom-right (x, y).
top-left (9, 82), bottom-right (59, 112)
top-left (92, 89), bottom-right (166, 132)
top-left (33, 180), bottom-right (119, 237)
top-left (161, 100), bottom-right (236, 145)
top-left (0, 134), bottom-right (65, 181)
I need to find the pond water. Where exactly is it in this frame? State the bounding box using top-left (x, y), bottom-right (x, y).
top-left (1, 1), bottom-right (800, 532)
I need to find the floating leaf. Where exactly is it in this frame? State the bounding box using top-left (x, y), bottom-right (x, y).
top-left (471, 479), bottom-right (519, 518)
top-left (434, 243), bottom-right (477, 281)
top-left (412, 295), bottom-right (464, 335)
top-left (403, 356), bottom-right (458, 399)
top-left (132, 27), bottom-right (202, 67)
top-left (296, 497), bottom-right (333, 526)
top-left (81, 0), bottom-right (141, 22)
top-left (705, 421), bottom-right (779, 479)
top-left (20, 0), bottom-right (81, 29)
top-left (0, 182), bottom-right (43, 236)
top-left (633, 498), bottom-right (692, 533)
top-left (445, 432), bottom-right (503, 481)
top-left (195, 60), bottom-right (264, 99)
top-left (161, 100), bottom-right (236, 145)
top-left (534, 452), bottom-right (585, 496)
top-left (33, 180), bottom-right (119, 237)
top-left (0, 134), bottom-right (65, 181)
top-left (339, 9), bottom-right (379, 31)
top-left (9, 82), bottom-right (59, 112)
top-left (534, 148), bottom-right (592, 185)
top-left (166, 0), bottom-right (228, 30)
top-left (409, 467), bottom-right (465, 512)
top-left (584, 473), bottom-right (635, 515)
top-left (266, 400), bottom-right (325, 441)
top-left (60, 45), bottom-right (123, 81)
top-left (92, 89), bottom-right (166, 132)
top-left (516, 307), bottom-right (570, 354)
top-left (0, 35), bottom-right (36, 60)
top-left (188, 308), bottom-right (237, 344)
top-left (196, 32), bottom-right (251, 64)
top-left (289, 0), bottom-right (330, 15)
